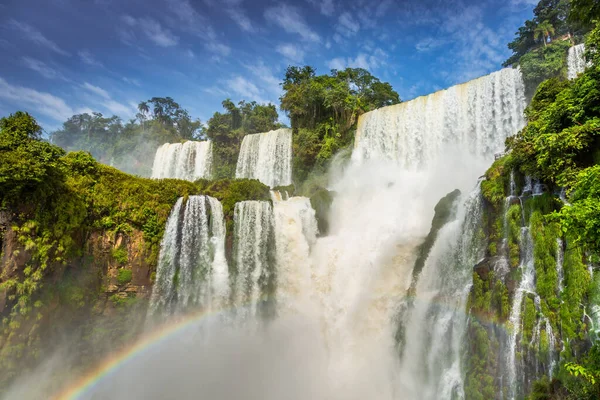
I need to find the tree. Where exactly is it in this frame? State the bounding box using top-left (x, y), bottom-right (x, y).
top-left (0, 112), bottom-right (65, 206)
top-left (534, 20), bottom-right (556, 47)
top-left (570, 0), bottom-right (600, 26)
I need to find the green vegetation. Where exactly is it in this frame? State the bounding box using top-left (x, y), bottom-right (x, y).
top-left (280, 66), bottom-right (400, 184)
top-left (51, 97), bottom-right (203, 176)
top-left (116, 269), bottom-right (132, 285)
top-left (205, 100), bottom-right (282, 179)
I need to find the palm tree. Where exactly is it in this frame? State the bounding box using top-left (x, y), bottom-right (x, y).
top-left (534, 20), bottom-right (555, 47)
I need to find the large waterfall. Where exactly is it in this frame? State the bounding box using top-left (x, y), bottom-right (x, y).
top-left (148, 195), bottom-right (228, 317)
top-left (151, 141), bottom-right (213, 180)
top-left (72, 68), bottom-right (531, 400)
top-left (235, 128), bottom-right (292, 187)
top-left (353, 68), bottom-right (525, 169)
top-left (567, 43), bottom-right (587, 80)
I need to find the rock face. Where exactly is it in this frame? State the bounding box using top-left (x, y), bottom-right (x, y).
top-left (0, 219), bottom-right (154, 388)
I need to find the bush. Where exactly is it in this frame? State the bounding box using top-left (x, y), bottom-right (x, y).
top-left (116, 269), bottom-right (132, 285)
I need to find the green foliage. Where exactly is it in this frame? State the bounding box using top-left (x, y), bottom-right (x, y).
top-left (281, 66), bottom-right (399, 185)
top-left (481, 156), bottom-right (511, 206)
top-left (50, 96), bottom-right (203, 176)
top-left (519, 40), bottom-right (571, 96)
top-left (0, 112), bottom-right (66, 208)
top-left (111, 247), bottom-right (128, 266)
top-left (570, 0), bottom-right (600, 26)
top-left (504, 0), bottom-right (572, 67)
top-left (116, 269), bottom-right (132, 285)
top-left (206, 100), bottom-right (282, 179)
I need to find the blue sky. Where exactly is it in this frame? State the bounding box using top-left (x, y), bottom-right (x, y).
top-left (0, 0), bottom-right (537, 132)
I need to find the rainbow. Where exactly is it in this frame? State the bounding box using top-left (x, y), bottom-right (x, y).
top-left (53, 309), bottom-right (221, 400)
top-left (51, 296), bottom-right (503, 400)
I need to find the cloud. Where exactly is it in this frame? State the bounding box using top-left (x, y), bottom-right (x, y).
top-left (0, 77), bottom-right (74, 121)
top-left (264, 4), bottom-right (320, 42)
top-left (307, 0), bottom-right (335, 16)
top-left (103, 99), bottom-right (135, 115)
top-left (223, 0), bottom-right (255, 32)
top-left (122, 77), bottom-right (141, 87)
top-left (375, 0), bottom-right (394, 18)
top-left (415, 37), bottom-right (446, 52)
top-left (226, 76), bottom-right (262, 99)
top-left (276, 43), bottom-right (304, 63)
top-left (205, 41), bottom-right (231, 58)
top-left (327, 49), bottom-right (387, 72)
top-left (78, 50), bottom-right (104, 67)
top-left (336, 12), bottom-right (360, 38)
top-left (164, 0), bottom-right (231, 56)
top-left (244, 62), bottom-right (281, 99)
top-left (81, 82), bottom-right (110, 100)
top-left (120, 15), bottom-right (179, 47)
top-left (21, 57), bottom-right (66, 80)
top-left (9, 20), bottom-right (70, 56)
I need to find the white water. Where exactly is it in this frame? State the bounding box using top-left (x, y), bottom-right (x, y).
top-left (148, 195), bottom-right (227, 317)
top-left (232, 201), bottom-right (274, 320)
top-left (353, 68), bottom-right (525, 169)
top-left (236, 128), bottom-right (292, 187)
top-left (556, 238), bottom-right (564, 294)
top-left (567, 44), bottom-right (587, 80)
top-left (151, 141), bottom-right (213, 180)
top-left (506, 225), bottom-right (535, 399)
top-left (37, 68), bottom-right (531, 400)
top-left (398, 185), bottom-right (485, 399)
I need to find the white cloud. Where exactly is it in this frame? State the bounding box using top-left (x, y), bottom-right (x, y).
top-left (264, 4), bottom-right (320, 42)
top-left (327, 49), bottom-right (387, 71)
top-left (78, 50), bottom-right (103, 67)
top-left (226, 76), bottom-right (262, 99)
top-left (307, 0), bottom-right (335, 16)
top-left (9, 20), bottom-right (70, 56)
top-left (103, 99), bottom-right (135, 115)
top-left (223, 0), bottom-right (255, 32)
top-left (120, 15), bottom-right (179, 47)
top-left (122, 77), bottom-right (141, 87)
top-left (186, 49), bottom-right (195, 58)
top-left (0, 77), bottom-right (74, 121)
top-left (245, 62), bottom-right (281, 100)
top-left (81, 82), bottom-right (110, 100)
top-left (415, 37), bottom-right (446, 52)
top-left (205, 41), bottom-right (231, 57)
top-left (276, 43), bottom-right (304, 63)
top-left (21, 57), bottom-right (66, 80)
top-left (336, 12), bottom-right (360, 38)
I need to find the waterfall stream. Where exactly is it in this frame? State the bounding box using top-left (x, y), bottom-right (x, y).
top-left (235, 128), bottom-right (292, 187)
top-left (77, 67), bottom-right (531, 400)
top-left (151, 141), bottom-right (213, 180)
top-left (567, 43), bottom-right (587, 80)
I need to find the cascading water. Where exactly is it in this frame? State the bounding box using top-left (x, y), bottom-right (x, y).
top-left (232, 201), bottom-right (275, 320)
top-left (235, 128), bottom-right (292, 187)
top-left (397, 184), bottom-right (485, 399)
top-left (353, 68), bottom-right (525, 168)
top-left (148, 195), bottom-right (228, 317)
top-left (151, 141), bottom-right (213, 180)
top-left (567, 43), bottom-right (587, 80)
top-left (51, 68), bottom-right (531, 400)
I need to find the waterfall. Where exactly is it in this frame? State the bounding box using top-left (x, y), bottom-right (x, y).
top-left (235, 128), bottom-right (292, 187)
top-left (353, 68), bottom-right (525, 169)
top-left (272, 194), bottom-right (318, 315)
top-left (567, 44), bottom-right (587, 80)
top-left (68, 68), bottom-right (532, 400)
top-left (506, 225), bottom-right (536, 399)
top-left (556, 238), bottom-right (564, 294)
top-left (151, 141), bottom-right (213, 181)
top-left (397, 184), bottom-right (485, 399)
top-left (232, 201), bottom-right (275, 319)
top-left (148, 195), bottom-right (228, 317)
